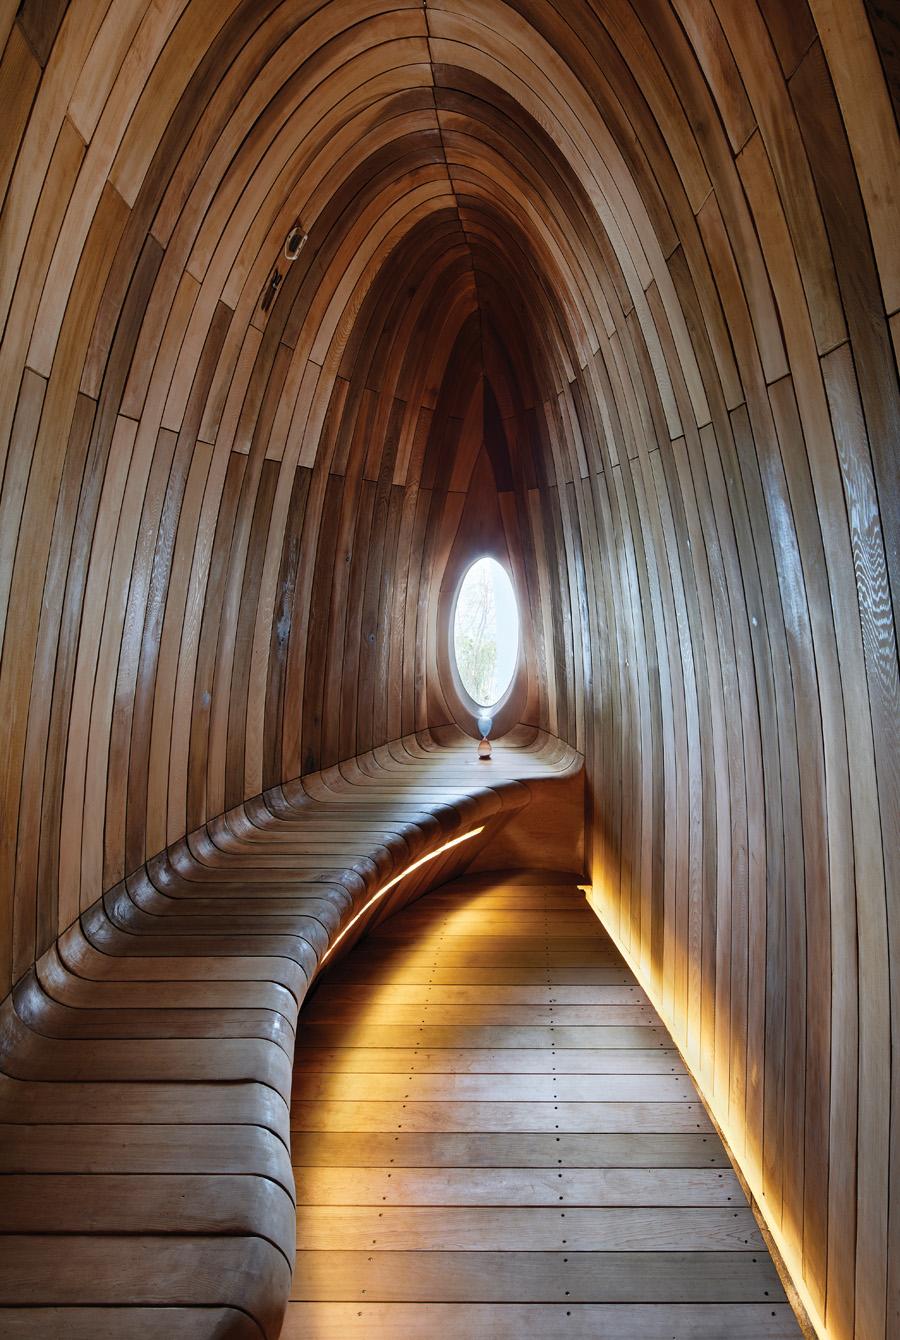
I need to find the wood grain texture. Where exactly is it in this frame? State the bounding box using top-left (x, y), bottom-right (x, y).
top-left (0, 2), bottom-right (896, 1337)
top-left (0, 731), bottom-right (580, 1336)
top-left (288, 871), bottom-right (800, 1338)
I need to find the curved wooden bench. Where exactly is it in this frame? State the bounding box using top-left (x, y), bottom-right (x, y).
top-left (0, 727), bottom-right (582, 1339)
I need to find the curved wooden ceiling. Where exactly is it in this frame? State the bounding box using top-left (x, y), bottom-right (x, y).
top-left (0, 2), bottom-right (898, 1338)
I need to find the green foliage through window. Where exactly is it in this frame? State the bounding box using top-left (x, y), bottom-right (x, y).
top-left (453, 557), bottom-right (518, 708)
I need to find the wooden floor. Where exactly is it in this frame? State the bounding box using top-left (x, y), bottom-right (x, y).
top-left (285, 872), bottom-right (801, 1339)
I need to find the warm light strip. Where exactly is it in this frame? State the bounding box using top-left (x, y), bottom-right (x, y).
top-left (320, 827), bottom-right (485, 964)
top-left (579, 882), bottom-right (828, 1340)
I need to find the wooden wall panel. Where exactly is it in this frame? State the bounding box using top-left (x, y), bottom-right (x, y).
top-left (0, 3), bottom-right (897, 1338)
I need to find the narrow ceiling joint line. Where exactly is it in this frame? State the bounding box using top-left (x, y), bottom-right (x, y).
top-left (421, 0), bottom-right (485, 367)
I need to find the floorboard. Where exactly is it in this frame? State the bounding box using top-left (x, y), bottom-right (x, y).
top-left (287, 872), bottom-right (802, 1338)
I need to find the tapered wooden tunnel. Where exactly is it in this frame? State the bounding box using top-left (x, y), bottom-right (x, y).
top-left (0, 2), bottom-right (897, 1338)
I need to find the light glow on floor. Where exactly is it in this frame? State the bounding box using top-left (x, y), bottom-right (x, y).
top-left (580, 881), bottom-right (824, 1340)
top-left (320, 826), bottom-right (486, 964)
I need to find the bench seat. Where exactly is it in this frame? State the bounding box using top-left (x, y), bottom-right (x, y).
top-left (0, 727), bottom-right (581, 1338)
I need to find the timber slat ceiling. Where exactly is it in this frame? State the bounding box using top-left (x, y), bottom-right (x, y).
top-left (0, 2), bottom-right (898, 1338)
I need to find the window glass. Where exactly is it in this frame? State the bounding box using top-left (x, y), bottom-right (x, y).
top-left (452, 556), bottom-right (519, 708)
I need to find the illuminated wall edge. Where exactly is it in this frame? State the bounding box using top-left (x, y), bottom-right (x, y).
top-left (581, 884), bottom-right (823, 1340)
top-left (319, 826), bottom-right (486, 964)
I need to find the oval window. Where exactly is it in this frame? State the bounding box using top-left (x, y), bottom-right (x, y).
top-left (452, 556), bottom-right (519, 709)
